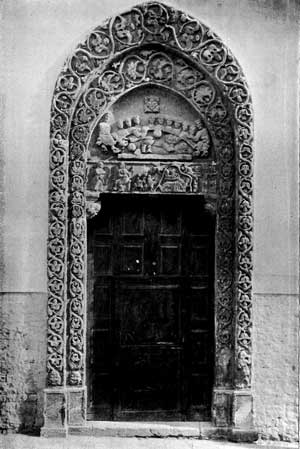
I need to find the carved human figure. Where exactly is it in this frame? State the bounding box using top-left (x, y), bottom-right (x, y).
top-left (123, 116), bottom-right (141, 153)
top-left (114, 162), bottom-right (132, 192)
top-left (112, 119), bottom-right (130, 147)
top-left (138, 119), bottom-right (153, 153)
top-left (153, 117), bottom-right (164, 138)
top-left (164, 118), bottom-right (174, 134)
top-left (93, 162), bottom-right (106, 192)
top-left (215, 347), bottom-right (232, 385)
top-left (185, 120), bottom-right (210, 157)
top-left (53, 132), bottom-right (67, 148)
top-left (115, 16), bottom-right (134, 44)
top-left (163, 133), bottom-right (178, 153)
top-left (117, 116), bottom-right (154, 154)
top-left (96, 113), bottom-right (120, 153)
top-left (145, 171), bottom-right (155, 190)
top-left (173, 120), bottom-right (182, 134)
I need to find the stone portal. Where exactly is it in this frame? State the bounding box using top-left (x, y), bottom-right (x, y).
top-left (43, 2), bottom-right (255, 441)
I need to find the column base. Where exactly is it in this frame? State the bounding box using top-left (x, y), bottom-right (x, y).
top-left (41, 387), bottom-right (86, 437)
top-left (228, 428), bottom-right (259, 442)
top-left (41, 386), bottom-right (257, 442)
top-left (40, 427), bottom-right (68, 437)
top-left (212, 387), bottom-right (258, 442)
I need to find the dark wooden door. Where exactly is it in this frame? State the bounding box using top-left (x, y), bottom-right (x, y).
top-left (87, 194), bottom-right (214, 421)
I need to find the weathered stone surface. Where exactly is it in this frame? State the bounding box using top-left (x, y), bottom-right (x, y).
top-left (252, 294), bottom-right (299, 441)
top-left (69, 421), bottom-right (200, 438)
top-left (1, 434), bottom-right (297, 449)
top-left (68, 388), bottom-right (86, 426)
top-left (0, 293), bottom-right (47, 432)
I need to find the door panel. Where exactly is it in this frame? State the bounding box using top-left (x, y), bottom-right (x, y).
top-left (87, 194), bottom-right (214, 421)
top-left (118, 285), bottom-right (180, 345)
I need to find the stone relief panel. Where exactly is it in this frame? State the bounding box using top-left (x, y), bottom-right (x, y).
top-left (87, 161), bottom-right (217, 195)
top-left (86, 82), bottom-right (216, 197)
top-left (47, 1), bottom-right (253, 402)
top-left (92, 112), bottom-right (210, 161)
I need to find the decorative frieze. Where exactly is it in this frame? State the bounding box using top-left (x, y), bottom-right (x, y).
top-left (86, 161), bottom-right (217, 195)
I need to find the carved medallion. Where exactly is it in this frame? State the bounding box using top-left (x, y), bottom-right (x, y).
top-left (144, 96), bottom-right (160, 113)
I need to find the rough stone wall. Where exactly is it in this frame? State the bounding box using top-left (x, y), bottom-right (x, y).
top-left (252, 294), bottom-right (299, 441)
top-left (0, 293), bottom-right (47, 432)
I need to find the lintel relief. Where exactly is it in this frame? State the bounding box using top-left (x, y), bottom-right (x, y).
top-left (45, 1), bottom-right (254, 435)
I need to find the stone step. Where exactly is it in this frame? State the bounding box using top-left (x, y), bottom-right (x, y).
top-left (68, 421), bottom-right (229, 439)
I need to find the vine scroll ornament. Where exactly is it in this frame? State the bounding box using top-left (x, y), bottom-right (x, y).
top-left (47, 1), bottom-right (254, 427)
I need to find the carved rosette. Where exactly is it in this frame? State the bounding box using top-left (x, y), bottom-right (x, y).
top-left (48, 2), bottom-right (253, 391)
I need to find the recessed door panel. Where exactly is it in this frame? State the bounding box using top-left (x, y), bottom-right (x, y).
top-left (87, 194), bottom-right (214, 421)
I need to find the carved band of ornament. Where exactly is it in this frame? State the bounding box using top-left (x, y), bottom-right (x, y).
top-left (67, 212), bottom-right (86, 386)
top-left (47, 138), bottom-right (68, 387)
top-left (48, 2), bottom-right (253, 390)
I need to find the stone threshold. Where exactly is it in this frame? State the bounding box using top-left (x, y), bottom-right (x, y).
top-left (68, 421), bottom-right (229, 439)
top-left (42, 420), bottom-right (258, 442)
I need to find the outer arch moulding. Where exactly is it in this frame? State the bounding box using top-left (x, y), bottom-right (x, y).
top-left (46, 1), bottom-right (254, 435)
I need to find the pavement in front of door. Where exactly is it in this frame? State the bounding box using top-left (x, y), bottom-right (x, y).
top-left (0, 435), bottom-right (298, 449)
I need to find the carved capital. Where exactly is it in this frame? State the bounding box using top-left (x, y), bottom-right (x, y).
top-left (204, 195), bottom-right (217, 215)
top-left (86, 200), bottom-right (101, 219)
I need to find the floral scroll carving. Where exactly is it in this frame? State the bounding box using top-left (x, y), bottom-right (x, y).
top-left (47, 1), bottom-right (254, 398)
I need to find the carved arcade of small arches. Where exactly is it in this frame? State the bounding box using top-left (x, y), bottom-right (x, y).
top-left (45, 1), bottom-right (254, 435)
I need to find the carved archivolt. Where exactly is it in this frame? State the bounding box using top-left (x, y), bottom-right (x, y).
top-left (47, 2), bottom-right (253, 395)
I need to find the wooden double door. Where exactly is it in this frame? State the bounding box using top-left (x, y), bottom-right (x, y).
top-left (87, 194), bottom-right (215, 421)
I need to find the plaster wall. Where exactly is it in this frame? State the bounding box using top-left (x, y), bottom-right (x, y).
top-left (0, 0), bottom-right (299, 440)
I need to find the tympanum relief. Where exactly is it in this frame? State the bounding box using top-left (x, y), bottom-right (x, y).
top-left (86, 83), bottom-right (217, 198)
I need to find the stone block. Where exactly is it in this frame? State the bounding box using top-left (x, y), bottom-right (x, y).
top-left (42, 389), bottom-right (66, 431)
top-left (212, 389), bottom-right (232, 427)
top-left (232, 392), bottom-right (253, 429)
top-left (67, 388), bottom-right (86, 426)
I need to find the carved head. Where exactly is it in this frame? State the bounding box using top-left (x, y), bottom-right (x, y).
top-left (133, 115), bottom-right (140, 125)
top-left (69, 370), bottom-right (81, 386)
top-left (48, 369), bottom-right (61, 386)
top-left (195, 119), bottom-right (203, 129)
top-left (98, 161), bottom-right (104, 167)
top-left (102, 112), bottom-right (111, 123)
top-left (124, 117), bottom-right (132, 127)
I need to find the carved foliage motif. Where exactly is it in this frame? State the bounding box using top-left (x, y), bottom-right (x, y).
top-left (48, 2), bottom-right (253, 390)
